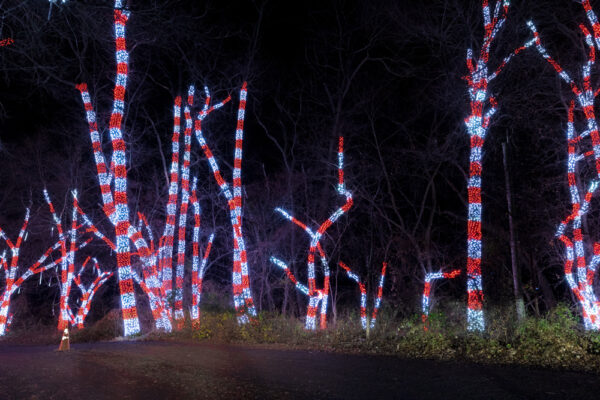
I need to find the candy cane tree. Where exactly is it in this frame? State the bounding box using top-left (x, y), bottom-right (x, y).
top-left (338, 261), bottom-right (387, 332)
top-left (0, 209), bottom-right (54, 335)
top-left (462, 0), bottom-right (532, 331)
top-left (270, 136), bottom-right (353, 330)
top-left (421, 269), bottom-right (461, 331)
top-left (74, 0), bottom-right (152, 335)
top-left (194, 84), bottom-right (258, 323)
top-left (525, 0), bottom-right (600, 330)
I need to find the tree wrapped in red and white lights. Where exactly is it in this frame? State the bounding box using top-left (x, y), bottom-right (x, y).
top-left (193, 84), bottom-right (258, 324)
top-left (75, 0), bottom-right (183, 335)
top-left (270, 136), bottom-right (353, 330)
top-left (338, 261), bottom-right (387, 330)
top-left (525, 0), bottom-right (600, 330)
top-left (421, 269), bottom-right (461, 330)
top-left (463, 0), bottom-right (532, 331)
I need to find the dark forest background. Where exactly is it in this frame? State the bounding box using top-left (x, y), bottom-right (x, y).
top-left (0, 0), bottom-right (594, 327)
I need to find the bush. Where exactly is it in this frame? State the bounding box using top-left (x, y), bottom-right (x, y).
top-left (71, 308), bottom-right (122, 342)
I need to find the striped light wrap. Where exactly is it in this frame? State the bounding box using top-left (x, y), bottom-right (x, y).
top-left (527, 2), bottom-right (600, 330)
top-left (270, 257), bottom-right (310, 296)
top-left (76, 83), bottom-right (170, 331)
top-left (271, 137), bottom-right (352, 330)
top-left (421, 269), bottom-right (461, 331)
top-left (268, 257), bottom-right (323, 329)
top-left (75, 200), bottom-right (170, 331)
top-left (230, 83), bottom-right (256, 322)
top-left (57, 192), bottom-right (79, 330)
top-left (463, 0), bottom-right (532, 332)
top-left (338, 261), bottom-right (387, 330)
top-left (73, 257), bottom-right (113, 329)
top-left (189, 178), bottom-right (215, 328)
top-left (1, 238), bottom-right (76, 334)
top-left (555, 102), bottom-right (600, 330)
top-left (74, 85), bottom-right (115, 222)
top-left (369, 262), bottom-right (387, 329)
top-left (311, 136), bottom-right (352, 329)
top-left (194, 84), bottom-right (257, 323)
top-left (173, 89), bottom-right (195, 327)
top-left (43, 189), bottom-right (70, 330)
top-left (106, 1), bottom-right (140, 336)
top-left (339, 261), bottom-right (368, 329)
top-left (160, 95), bottom-right (182, 310)
top-left (0, 210), bottom-right (30, 335)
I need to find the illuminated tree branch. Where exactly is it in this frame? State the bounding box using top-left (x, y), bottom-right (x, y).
top-left (338, 261), bottom-right (387, 330)
top-left (194, 83), bottom-right (258, 323)
top-left (421, 269), bottom-right (461, 331)
top-left (463, 0), bottom-right (532, 332)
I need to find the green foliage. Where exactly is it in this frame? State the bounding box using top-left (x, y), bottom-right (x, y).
top-left (71, 309), bottom-right (122, 342)
top-left (164, 304), bottom-right (600, 372)
top-left (8, 302), bottom-right (600, 373)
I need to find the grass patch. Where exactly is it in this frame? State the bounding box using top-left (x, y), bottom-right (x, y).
top-left (4, 303), bottom-right (600, 373)
top-left (146, 304), bottom-right (600, 373)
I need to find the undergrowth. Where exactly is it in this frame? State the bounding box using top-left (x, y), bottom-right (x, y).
top-left (146, 303), bottom-right (600, 373)
top-left (4, 303), bottom-right (600, 373)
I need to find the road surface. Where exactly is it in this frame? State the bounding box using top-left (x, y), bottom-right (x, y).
top-left (0, 341), bottom-right (598, 399)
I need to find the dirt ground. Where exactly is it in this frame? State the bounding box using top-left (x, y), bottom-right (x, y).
top-left (0, 340), bottom-right (598, 399)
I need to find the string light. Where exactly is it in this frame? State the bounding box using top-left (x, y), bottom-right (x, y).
top-left (272, 137), bottom-right (352, 330)
top-left (527, 1), bottom-right (600, 330)
top-left (338, 261), bottom-right (387, 330)
top-left (421, 269), bottom-right (461, 330)
top-left (463, 0), bottom-right (531, 332)
top-left (173, 89), bottom-right (195, 328)
top-left (194, 83), bottom-right (257, 323)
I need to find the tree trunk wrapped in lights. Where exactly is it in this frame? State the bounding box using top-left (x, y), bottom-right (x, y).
top-left (173, 87), bottom-right (195, 328)
top-left (72, 257), bottom-right (113, 329)
top-left (0, 210), bottom-right (52, 335)
top-left (421, 269), bottom-right (461, 331)
top-left (75, 0), bottom-right (183, 335)
top-left (553, 101), bottom-right (600, 330)
top-left (338, 261), bottom-right (387, 330)
top-left (463, 0), bottom-right (532, 332)
top-left (270, 136), bottom-right (353, 330)
top-left (73, 0), bottom-right (140, 336)
top-left (189, 177), bottom-right (215, 328)
top-left (193, 84), bottom-right (258, 324)
top-left (525, 0), bottom-right (600, 330)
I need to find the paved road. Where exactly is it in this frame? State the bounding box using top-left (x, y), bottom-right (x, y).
top-left (0, 341), bottom-right (598, 399)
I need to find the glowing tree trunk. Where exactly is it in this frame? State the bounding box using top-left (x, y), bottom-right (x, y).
top-left (0, 207), bottom-right (81, 335)
top-left (73, 257), bottom-right (113, 329)
top-left (338, 261), bottom-right (387, 330)
top-left (189, 177), bottom-right (215, 328)
top-left (554, 102), bottom-right (600, 330)
top-left (74, 1), bottom-right (146, 335)
top-left (173, 87), bottom-right (195, 327)
top-left (56, 192), bottom-right (78, 330)
top-left (44, 189), bottom-right (69, 330)
top-left (463, 0), bottom-right (532, 331)
top-left (526, 1), bottom-right (600, 330)
top-left (0, 210), bottom-right (30, 335)
top-left (270, 137), bottom-right (353, 330)
top-left (194, 84), bottom-right (258, 323)
top-left (421, 269), bottom-right (461, 331)
top-left (159, 95), bottom-right (182, 317)
top-left (47, 190), bottom-right (118, 330)
top-left (74, 189), bottom-right (170, 331)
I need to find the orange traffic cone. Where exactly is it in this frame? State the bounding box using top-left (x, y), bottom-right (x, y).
top-left (58, 328), bottom-right (70, 351)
